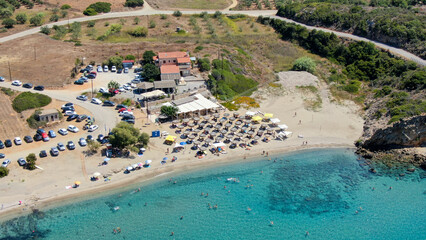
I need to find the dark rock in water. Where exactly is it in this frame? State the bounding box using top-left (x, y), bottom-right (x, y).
top-left (407, 168), bottom-right (415, 172)
top-left (420, 162), bottom-right (426, 171)
top-left (419, 172), bottom-right (426, 179)
top-left (399, 173), bottom-right (405, 177)
top-left (369, 168), bottom-right (377, 173)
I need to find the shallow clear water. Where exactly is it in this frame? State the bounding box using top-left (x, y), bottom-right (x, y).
top-left (1, 148), bottom-right (425, 240)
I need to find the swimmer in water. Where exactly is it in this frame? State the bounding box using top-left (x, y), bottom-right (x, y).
top-left (261, 170), bottom-right (263, 174)
top-left (359, 207), bottom-right (363, 211)
top-left (247, 207), bottom-right (252, 211)
top-left (389, 186), bottom-right (392, 190)
top-left (117, 227), bottom-right (121, 233)
top-left (355, 210), bottom-right (359, 214)
top-left (144, 202), bottom-right (147, 206)
top-left (201, 192), bottom-right (204, 196)
top-left (206, 193), bottom-right (209, 197)
top-left (305, 231), bottom-right (309, 237)
top-left (224, 186), bottom-right (226, 189)
top-left (270, 221), bottom-right (274, 226)
top-left (171, 232), bottom-right (174, 236)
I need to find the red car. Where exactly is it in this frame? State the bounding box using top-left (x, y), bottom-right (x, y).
top-left (118, 108), bottom-right (127, 113)
top-left (90, 71), bottom-right (97, 76)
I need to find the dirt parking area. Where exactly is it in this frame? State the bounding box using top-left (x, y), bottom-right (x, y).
top-left (0, 93), bottom-right (32, 140)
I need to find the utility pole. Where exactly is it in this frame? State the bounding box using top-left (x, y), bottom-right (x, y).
top-left (7, 61), bottom-right (12, 81)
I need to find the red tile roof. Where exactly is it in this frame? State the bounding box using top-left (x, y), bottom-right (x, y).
top-left (122, 60), bottom-right (135, 63)
top-left (158, 52), bottom-right (188, 59)
top-left (177, 57), bottom-right (191, 63)
top-left (160, 65), bottom-right (180, 74)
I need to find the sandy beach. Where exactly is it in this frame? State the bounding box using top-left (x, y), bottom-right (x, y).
top-left (0, 73), bottom-right (364, 221)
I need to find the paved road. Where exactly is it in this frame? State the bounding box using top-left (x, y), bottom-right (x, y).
top-left (0, 6), bottom-right (424, 66)
top-left (0, 81), bottom-right (120, 132)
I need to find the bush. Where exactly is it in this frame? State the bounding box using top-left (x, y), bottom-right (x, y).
top-left (1, 87), bottom-right (15, 96)
top-left (198, 58), bottom-right (211, 72)
top-left (128, 26), bottom-right (148, 37)
top-left (26, 153), bottom-right (37, 170)
top-left (15, 13), bottom-right (27, 24)
top-left (160, 14), bottom-right (167, 19)
top-left (124, 0), bottom-right (144, 7)
top-left (49, 14), bottom-right (59, 22)
top-left (292, 57), bottom-right (316, 73)
top-left (194, 45), bottom-right (204, 53)
top-left (2, 18), bottom-right (15, 28)
top-left (27, 110), bottom-right (46, 129)
top-left (29, 13), bottom-right (44, 26)
top-left (125, 55), bottom-right (135, 60)
top-left (173, 11), bottom-right (182, 17)
top-left (0, 9), bottom-right (13, 19)
top-left (87, 2), bottom-right (111, 13)
top-left (12, 92), bottom-right (52, 113)
top-left (104, 55), bottom-right (124, 68)
top-left (343, 80), bottom-right (362, 93)
top-left (149, 20), bottom-right (156, 28)
top-left (133, 17), bottom-right (140, 25)
top-left (60, 10), bottom-right (68, 18)
top-left (0, 167), bottom-right (9, 178)
top-left (213, 11), bottom-right (222, 18)
top-left (88, 140), bottom-right (101, 153)
top-left (83, 8), bottom-right (97, 16)
top-left (40, 25), bottom-right (51, 35)
top-left (61, 4), bottom-right (71, 9)
top-left (138, 132), bottom-right (149, 147)
top-left (87, 20), bottom-right (96, 27)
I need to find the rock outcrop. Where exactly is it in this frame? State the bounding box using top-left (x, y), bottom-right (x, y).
top-left (362, 114), bottom-right (426, 151)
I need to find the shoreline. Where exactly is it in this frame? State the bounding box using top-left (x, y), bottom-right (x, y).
top-left (0, 143), bottom-right (355, 222)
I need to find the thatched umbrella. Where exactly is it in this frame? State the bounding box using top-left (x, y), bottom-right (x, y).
top-left (188, 122), bottom-right (195, 127)
top-left (200, 133), bottom-right (207, 138)
top-left (237, 133), bottom-right (244, 137)
top-left (225, 123), bottom-right (232, 128)
top-left (203, 115), bottom-right (211, 120)
top-left (188, 135), bottom-right (196, 139)
top-left (199, 122), bottom-right (206, 127)
top-left (235, 121), bottom-right (242, 126)
top-left (254, 135), bottom-right (261, 140)
top-left (248, 130), bottom-right (255, 135)
top-left (215, 125), bottom-right (221, 129)
top-left (251, 125), bottom-right (258, 130)
top-left (242, 126), bottom-right (248, 131)
top-left (184, 130), bottom-right (191, 135)
top-left (213, 113), bottom-right (220, 118)
top-left (172, 120), bottom-right (179, 124)
top-left (205, 138), bottom-right (212, 143)
top-left (221, 129), bottom-right (227, 134)
top-left (216, 136), bottom-right (223, 141)
top-left (178, 125), bottom-right (185, 129)
top-left (210, 132), bottom-right (217, 137)
top-left (194, 128), bottom-right (201, 133)
top-left (239, 115), bottom-right (245, 120)
top-left (233, 112), bottom-right (240, 117)
top-left (226, 134), bottom-right (234, 138)
top-left (224, 113), bottom-right (230, 117)
top-left (229, 117), bottom-right (236, 121)
top-left (200, 146), bottom-right (207, 151)
top-left (193, 117), bottom-right (200, 121)
top-left (183, 118), bottom-right (190, 123)
top-left (231, 127), bottom-right (238, 132)
top-left (219, 118), bottom-right (226, 123)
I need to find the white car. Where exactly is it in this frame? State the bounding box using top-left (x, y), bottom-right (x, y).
top-left (131, 79), bottom-right (141, 84)
top-left (79, 138), bottom-right (87, 146)
top-left (14, 137), bottom-right (22, 145)
top-left (64, 110), bottom-right (77, 116)
top-left (111, 66), bottom-right (117, 72)
top-left (67, 125), bottom-right (79, 133)
top-left (119, 111), bottom-right (133, 116)
top-left (77, 95), bottom-right (88, 101)
top-left (123, 85), bottom-right (131, 91)
top-left (2, 159), bottom-right (11, 167)
top-left (124, 68), bottom-right (129, 73)
top-left (91, 98), bottom-right (102, 105)
top-left (118, 87), bottom-right (125, 92)
top-left (12, 80), bottom-right (22, 86)
top-left (62, 102), bottom-right (74, 109)
top-left (104, 65), bottom-right (109, 72)
top-left (99, 87), bottom-right (108, 94)
top-left (0, 76), bottom-right (5, 81)
top-left (97, 66), bottom-right (103, 72)
top-left (58, 128), bottom-right (68, 135)
top-left (88, 125), bottom-right (99, 132)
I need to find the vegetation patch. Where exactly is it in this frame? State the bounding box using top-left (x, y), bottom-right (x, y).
top-left (27, 109), bottom-right (47, 129)
top-left (234, 96), bottom-right (259, 108)
top-left (1, 87), bottom-right (15, 96)
top-left (83, 2), bottom-right (111, 16)
top-left (12, 92), bottom-right (52, 113)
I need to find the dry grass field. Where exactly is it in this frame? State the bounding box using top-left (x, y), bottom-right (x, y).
top-left (0, 92), bottom-right (32, 139)
top-left (146, 0), bottom-right (232, 10)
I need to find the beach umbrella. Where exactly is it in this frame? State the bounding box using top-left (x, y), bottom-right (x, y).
top-left (200, 146), bottom-right (207, 151)
top-left (200, 133), bottom-right (206, 137)
top-left (103, 158), bottom-right (110, 162)
top-left (251, 125), bottom-right (258, 130)
top-left (231, 127), bottom-right (238, 132)
top-left (216, 136), bottom-right (223, 141)
top-left (184, 129), bottom-right (191, 134)
top-left (225, 123), bottom-right (232, 127)
top-left (199, 122), bottom-right (206, 127)
top-left (254, 135), bottom-right (261, 140)
top-left (163, 157), bottom-right (168, 161)
top-left (220, 118), bottom-right (226, 123)
top-left (229, 117), bottom-right (236, 121)
top-left (126, 166), bottom-right (133, 171)
top-left (226, 134), bottom-right (234, 138)
top-left (264, 113), bottom-right (273, 119)
top-left (140, 148), bottom-right (146, 152)
top-left (210, 132), bottom-right (217, 136)
top-left (188, 122), bottom-right (195, 127)
top-left (194, 128), bottom-right (201, 133)
top-left (194, 117), bottom-right (200, 121)
top-left (213, 113), bottom-right (220, 118)
top-left (93, 172), bottom-right (102, 178)
top-left (138, 162), bottom-right (143, 167)
top-left (74, 181), bottom-right (81, 185)
top-left (209, 119), bottom-right (216, 124)
top-left (145, 160), bottom-right (152, 165)
top-left (215, 125), bottom-right (221, 129)
top-left (183, 119), bottom-right (190, 123)
top-left (132, 163), bottom-right (138, 169)
top-left (189, 135), bottom-right (196, 139)
top-left (178, 125), bottom-right (185, 129)
top-left (172, 120), bottom-right (179, 124)
top-left (233, 112), bottom-right (240, 117)
top-left (236, 132), bottom-right (244, 137)
top-left (248, 130), bottom-right (255, 135)
top-left (239, 115), bottom-right (245, 120)
top-left (235, 121), bottom-right (242, 125)
top-left (203, 115), bottom-right (210, 120)
top-left (205, 139), bottom-right (212, 143)
top-left (221, 129), bottom-right (227, 134)
top-left (242, 126), bottom-right (248, 131)
top-left (224, 113), bottom-right (230, 117)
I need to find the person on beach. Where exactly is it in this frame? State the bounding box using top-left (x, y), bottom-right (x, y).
top-left (18, 201), bottom-right (22, 205)
top-left (299, 120), bottom-right (302, 125)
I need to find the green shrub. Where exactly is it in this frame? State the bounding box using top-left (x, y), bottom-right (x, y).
top-left (26, 153), bottom-right (37, 170)
top-left (49, 14), bottom-right (59, 22)
top-left (125, 55), bottom-right (135, 60)
top-left (343, 80), bottom-right (362, 93)
top-left (173, 11), bottom-right (182, 17)
top-left (83, 8), bottom-right (97, 16)
top-left (160, 14), bottom-right (167, 19)
top-left (149, 20), bottom-right (156, 28)
top-left (198, 58), bottom-right (211, 72)
top-left (292, 57), bottom-right (316, 73)
top-left (27, 110), bottom-right (47, 129)
top-left (2, 18), bottom-right (15, 28)
top-left (124, 0), bottom-right (144, 7)
top-left (61, 4), bottom-right (71, 9)
top-left (1, 87), bottom-right (15, 96)
top-left (29, 13), bottom-right (44, 26)
top-left (12, 92), bottom-right (52, 113)
top-left (128, 26), bottom-right (148, 37)
top-left (194, 45), bottom-right (204, 53)
top-left (0, 167), bottom-right (9, 178)
top-left (87, 2), bottom-right (111, 13)
top-left (40, 25), bottom-right (51, 35)
top-left (15, 13), bottom-right (27, 24)
top-left (103, 55), bottom-right (124, 68)
top-left (87, 20), bottom-right (96, 27)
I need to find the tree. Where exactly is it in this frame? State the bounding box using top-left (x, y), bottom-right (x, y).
top-left (87, 20), bottom-right (96, 27)
top-left (49, 14), bottom-right (59, 22)
top-left (292, 57), bottom-right (316, 74)
top-left (15, 13), bottom-right (27, 24)
top-left (128, 26), bottom-right (148, 37)
top-left (26, 153), bottom-right (37, 170)
top-left (108, 80), bottom-right (120, 90)
top-left (198, 58), bottom-right (211, 72)
top-left (30, 14), bottom-right (44, 26)
top-left (138, 132), bottom-right (150, 147)
top-left (124, 0), bottom-right (144, 7)
top-left (142, 63), bottom-right (160, 81)
top-left (87, 2), bottom-right (111, 13)
top-left (125, 55), bottom-right (136, 60)
top-left (161, 105), bottom-right (178, 118)
top-left (142, 50), bottom-right (156, 64)
top-left (0, 166), bottom-right (9, 178)
top-left (173, 11), bottom-right (182, 17)
top-left (83, 8), bottom-right (97, 16)
top-left (40, 26), bottom-right (51, 35)
top-left (70, 22), bottom-right (82, 40)
top-left (213, 11), bottom-right (222, 18)
top-left (61, 4), bottom-right (71, 9)
top-left (109, 122), bottom-right (140, 149)
top-left (133, 17), bottom-right (140, 25)
top-left (103, 55), bottom-right (124, 68)
top-left (87, 140), bottom-right (101, 153)
top-left (0, 9), bottom-right (13, 19)
top-left (2, 18), bottom-right (15, 28)
top-left (149, 20), bottom-right (156, 28)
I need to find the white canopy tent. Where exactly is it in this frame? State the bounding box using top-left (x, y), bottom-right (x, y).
top-left (245, 111), bottom-right (256, 116)
top-left (175, 94), bottom-right (219, 116)
top-left (213, 142), bottom-right (226, 148)
top-left (270, 118), bottom-right (281, 124)
top-left (141, 90), bottom-right (166, 99)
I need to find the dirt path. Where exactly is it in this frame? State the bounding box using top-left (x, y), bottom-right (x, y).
top-left (80, 153), bottom-right (88, 180)
top-left (224, 0), bottom-right (238, 10)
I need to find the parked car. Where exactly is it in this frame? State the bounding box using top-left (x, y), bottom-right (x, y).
top-left (76, 114), bottom-right (88, 122)
top-left (119, 111), bottom-right (133, 116)
top-left (117, 68), bottom-right (123, 74)
top-left (118, 108), bottom-right (130, 113)
top-left (0, 76), bottom-right (5, 81)
top-left (118, 87), bottom-right (125, 92)
top-left (74, 79), bottom-right (84, 85)
top-left (79, 138), bottom-right (87, 146)
top-left (87, 73), bottom-right (96, 79)
top-left (0, 153), bottom-right (4, 158)
top-left (97, 65), bottom-right (103, 72)
top-left (58, 128), bottom-right (68, 135)
top-left (62, 107), bottom-right (75, 112)
top-left (131, 79), bottom-right (141, 84)
top-left (17, 158), bottom-right (26, 166)
top-left (24, 135), bottom-right (33, 143)
top-left (50, 147), bottom-right (59, 156)
top-left (64, 111), bottom-right (76, 116)
top-left (109, 89), bottom-right (119, 95)
top-left (80, 76), bottom-right (89, 82)
top-left (62, 102), bottom-right (74, 109)
top-left (48, 130), bottom-right (57, 138)
top-left (124, 68), bottom-right (129, 73)
top-left (2, 159), bottom-right (11, 167)
top-left (123, 118), bottom-right (135, 124)
top-left (67, 114), bottom-right (79, 121)
top-left (67, 141), bottom-right (75, 150)
top-left (39, 150), bottom-right (47, 158)
top-left (67, 125), bottom-right (79, 133)
top-left (122, 114), bottom-right (135, 120)
top-left (14, 137), bottom-right (22, 145)
top-left (33, 134), bottom-right (42, 141)
top-left (116, 104), bottom-right (129, 110)
top-left (42, 133), bottom-right (50, 142)
top-left (87, 135), bottom-right (93, 141)
top-left (97, 134), bottom-right (104, 142)
top-left (0, 140), bottom-right (4, 149)
top-left (134, 67), bottom-right (143, 73)
top-left (111, 66), bottom-right (117, 72)
top-left (99, 87), bottom-right (108, 94)
top-left (103, 100), bottom-right (115, 106)
top-left (88, 125), bottom-right (99, 132)
top-left (123, 85), bottom-right (132, 91)
top-left (23, 83), bottom-right (33, 88)
top-left (5, 139), bottom-right (12, 147)
top-left (11, 80), bottom-right (22, 86)
top-left (91, 98), bottom-right (102, 105)
top-left (34, 85), bottom-right (44, 91)
top-left (36, 129), bottom-right (45, 135)
top-left (57, 142), bottom-right (66, 151)
top-left (104, 65), bottom-right (109, 72)
top-left (77, 95), bottom-right (88, 101)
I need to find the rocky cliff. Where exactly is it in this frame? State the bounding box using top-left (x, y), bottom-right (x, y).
top-left (362, 114), bottom-right (426, 151)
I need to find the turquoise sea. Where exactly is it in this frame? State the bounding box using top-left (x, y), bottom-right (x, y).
top-left (1, 148), bottom-right (425, 240)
